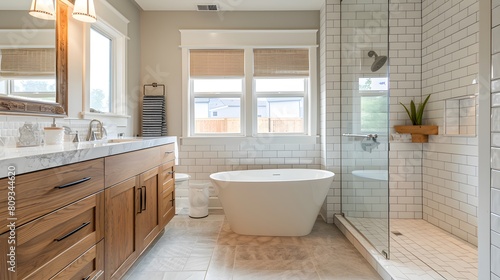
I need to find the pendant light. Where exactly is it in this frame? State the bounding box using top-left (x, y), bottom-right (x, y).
top-left (29, 0), bottom-right (55, 20)
top-left (73, 0), bottom-right (97, 23)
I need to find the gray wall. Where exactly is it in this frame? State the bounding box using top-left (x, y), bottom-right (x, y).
top-left (0, 11), bottom-right (54, 29)
top-left (106, 0), bottom-right (142, 136)
top-left (140, 11), bottom-right (320, 137)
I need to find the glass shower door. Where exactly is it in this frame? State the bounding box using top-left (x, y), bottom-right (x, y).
top-left (340, 0), bottom-right (390, 258)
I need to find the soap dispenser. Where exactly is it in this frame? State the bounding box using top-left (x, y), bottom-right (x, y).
top-left (44, 118), bottom-right (64, 145)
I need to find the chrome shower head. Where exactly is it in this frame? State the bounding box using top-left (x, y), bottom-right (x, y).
top-left (368, 50), bottom-right (387, 72)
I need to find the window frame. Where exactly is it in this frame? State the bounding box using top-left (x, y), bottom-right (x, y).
top-left (89, 27), bottom-right (113, 113)
top-left (180, 30), bottom-right (318, 142)
top-left (83, 18), bottom-right (127, 117)
top-left (189, 77), bottom-right (245, 136)
top-left (253, 77), bottom-right (309, 136)
top-left (354, 77), bottom-right (389, 134)
top-left (0, 79), bottom-right (57, 102)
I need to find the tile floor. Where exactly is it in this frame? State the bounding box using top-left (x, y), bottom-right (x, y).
top-left (124, 210), bottom-right (381, 280)
top-left (346, 217), bottom-right (478, 280)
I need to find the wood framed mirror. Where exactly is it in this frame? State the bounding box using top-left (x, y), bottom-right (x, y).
top-left (0, 0), bottom-right (69, 117)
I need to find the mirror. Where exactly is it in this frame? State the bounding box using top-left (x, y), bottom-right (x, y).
top-left (0, 0), bottom-right (69, 116)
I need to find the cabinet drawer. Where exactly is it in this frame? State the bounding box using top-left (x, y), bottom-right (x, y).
top-left (161, 190), bottom-right (175, 227)
top-left (160, 162), bottom-right (174, 193)
top-left (0, 192), bottom-right (104, 280)
top-left (160, 143), bottom-right (175, 163)
top-left (0, 159), bottom-right (104, 233)
top-left (52, 240), bottom-right (104, 280)
top-left (105, 147), bottom-right (161, 187)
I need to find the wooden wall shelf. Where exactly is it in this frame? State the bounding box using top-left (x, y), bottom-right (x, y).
top-left (394, 125), bottom-right (438, 143)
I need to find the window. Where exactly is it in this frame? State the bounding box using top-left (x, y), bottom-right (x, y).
top-left (189, 50), bottom-right (245, 135)
top-left (0, 48), bottom-right (56, 102)
top-left (181, 29), bottom-right (318, 139)
top-left (358, 77), bottom-right (389, 133)
top-left (255, 79), bottom-right (307, 133)
top-left (254, 49), bottom-right (309, 134)
top-left (89, 28), bottom-right (112, 113)
top-left (187, 48), bottom-right (312, 136)
top-left (83, 16), bottom-right (127, 118)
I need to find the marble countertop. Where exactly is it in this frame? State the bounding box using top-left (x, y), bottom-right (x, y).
top-left (0, 136), bottom-right (177, 178)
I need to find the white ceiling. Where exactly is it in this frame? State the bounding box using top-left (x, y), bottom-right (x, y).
top-left (133, 0), bottom-right (325, 11)
top-left (0, 0), bottom-right (324, 11)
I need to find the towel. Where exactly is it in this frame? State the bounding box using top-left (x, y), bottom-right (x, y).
top-left (142, 95), bottom-right (167, 137)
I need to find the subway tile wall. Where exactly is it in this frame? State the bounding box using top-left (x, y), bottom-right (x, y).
top-left (176, 142), bottom-right (322, 209)
top-left (339, 0), bottom-right (390, 219)
top-left (422, 0), bottom-right (479, 245)
top-left (0, 116), bottom-right (93, 146)
top-left (492, 0), bottom-right (500, 277)
top-left (389, 0), bottom-right (424, 219)
top-left (0, 115), bottom-right (127, 147)
top-left (333, 0), bottom-right (423, 219)
top-left (444, 97), bottom-right (477, 135)
top-left (318, 0), bottom-right (342, 223)
top-left (176, 143), bottom-right (322, 181)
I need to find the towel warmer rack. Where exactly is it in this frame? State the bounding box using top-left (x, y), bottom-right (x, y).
top-left (143, 83), bottom-right (165, 96)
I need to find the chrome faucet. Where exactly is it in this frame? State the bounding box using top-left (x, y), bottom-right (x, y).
top-left (86, 119), bottom-right (107, 141)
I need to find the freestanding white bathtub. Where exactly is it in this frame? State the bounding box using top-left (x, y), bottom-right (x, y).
top-left (209, 169), bottom-right (335, 236)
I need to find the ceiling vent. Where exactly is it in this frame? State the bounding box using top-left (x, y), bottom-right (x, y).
top-left (197, 4), bottom-right (219, 11)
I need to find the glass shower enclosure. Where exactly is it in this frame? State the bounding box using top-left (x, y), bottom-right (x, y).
top-left (340, 0), bottom-right (390, 258)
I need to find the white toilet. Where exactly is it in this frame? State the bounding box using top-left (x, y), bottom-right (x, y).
top-left (174, 173), bottom-right (190, 184)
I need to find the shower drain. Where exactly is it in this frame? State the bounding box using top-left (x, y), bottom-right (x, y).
top-left (392, 231), bottom-right (403, 236)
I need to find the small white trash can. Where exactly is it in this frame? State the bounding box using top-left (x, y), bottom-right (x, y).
top-left (174, 173), bottom-right (191, 212)
top-left (188, 183), bottom-right (209, 218)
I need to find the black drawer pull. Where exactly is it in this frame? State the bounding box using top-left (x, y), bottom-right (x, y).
top-left (54, 222), bottom-right (91, 242)
top-left (142, 186), bottom-right (147, 211)
top-left (168, 171), bottom-right (175, 175)
top-left (138, 187), bottom-right (143, 214)
top-left (165, 151), bottom-right (174, 154)
top-left (54, 177), bottom-right (92, 189)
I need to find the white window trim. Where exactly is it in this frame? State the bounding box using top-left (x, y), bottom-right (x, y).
top-left (82, 3), bottom-right (129, 122)
top-left (180, 30), bottom-right (319, 142)
top-left (189, 77), bottom-right (245, 136)
top-left (253, 77), bottom-right (309, 136)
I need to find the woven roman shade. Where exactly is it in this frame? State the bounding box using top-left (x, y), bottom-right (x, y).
top-left (254, 49), bottom-right (309, 77)
top-left (0, 48), bottom-right (56, 78)
top-left (190, 49), bottom-right (244, 77)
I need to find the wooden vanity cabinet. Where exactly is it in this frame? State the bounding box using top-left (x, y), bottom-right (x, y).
top-left (103, 177), bottom-right (138, 280)
top-left (0, 159), bottom-right (104, 234)
top-left (136, 167), bottom-right (162, 251)
top-left (0, 158), bottom-right (105, 280)
top-left (104, 144), bottom-right (174, 280)
top-left (0, 142), bottom-right (175, 280)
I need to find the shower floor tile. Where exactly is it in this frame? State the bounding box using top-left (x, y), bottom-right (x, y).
top-left (341, 217), bottom-right (478, 280)
top-left (124, 209), bottom-right (381, 280)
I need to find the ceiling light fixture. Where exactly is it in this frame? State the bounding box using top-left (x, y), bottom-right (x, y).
top-left (29, 0), bottom-right (56, 20)
top-left (73, 0), bottom-right (97, 23)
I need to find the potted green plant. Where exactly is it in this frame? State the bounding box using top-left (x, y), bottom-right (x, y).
top-left (394, 94), bottom-right (438, 143)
